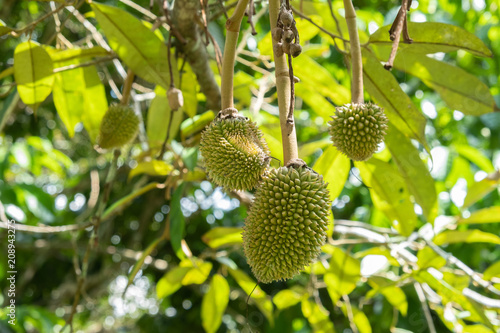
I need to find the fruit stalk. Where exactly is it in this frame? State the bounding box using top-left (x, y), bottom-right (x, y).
top-left (269, 0), bottom-right (299, 164)
top-left (343, 0), bottom-right (364, 104)
top-left (221, 0), bottom-right (250, 110)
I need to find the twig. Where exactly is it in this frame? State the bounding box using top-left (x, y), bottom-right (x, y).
top-left (11, 2), bottom-right (69, 36)
top-left (287, 54), bottom-right (295, 123)
top-left (247, 0), bottom-right (257, 35)
top-left (342, 295), bottom-right (359, 333)
top-left (158, 34), bottom-right (176, 159)
top-left (424, 239), bottom-right (500, 297)
top-left (162, 0), bottom-right (187, 44)
top-left (326, 0), bottom-right (346, 49)
top-left (269, 0), bottom-right (298, 164)
top-left (120, 70), bottom-right (135, 105)
top-left (384, 0), bottom-right (409, 70)
top-left (0, 182), bottom-right (162, 234)
top-left (414, 282), bottom-right (437, 333)
top-left (52, 56), bottom-right (116, 73)
top-left (342, 0), bottom-right (364, 104)
top-left (120, 0), bottom-right (157, 20)
top-left (291, 8), bottom-right (348, 44)
top-left (221, 0), bottom-right (250, 109)
top-left (64, 150), bottom-right (121, 331)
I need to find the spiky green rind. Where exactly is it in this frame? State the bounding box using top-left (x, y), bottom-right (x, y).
top-left (328, 103), bottom-right (388, 161)
top-left (199, 117), bottom-right (270, 191)
top-left (243, 166), bottom-right (331, 283)
top-left (98, 104), bottom-right (140, 149)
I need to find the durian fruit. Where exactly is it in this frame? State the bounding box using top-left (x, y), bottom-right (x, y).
top-left (328, 103), bottom-right (388, 161)
top-left (199, 108), bottom-right (270, 191)
top-left (97, 104), bottom-right (140, 149)
top-left (243, 159), bottom-right (331, 283)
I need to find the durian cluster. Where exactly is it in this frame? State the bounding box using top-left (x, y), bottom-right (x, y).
top-left (199, 109), bottom-right (270, 191)
top-left (98, 104), bottom-right (140, 149)
top-left (272, 7), bottom-right (302, 58)
top-left (243, 163), bottom-right (331, 283)
top-left (199, 108), bottom-right (332, 283)
top-left (328, 103), bottom-right (388, 161)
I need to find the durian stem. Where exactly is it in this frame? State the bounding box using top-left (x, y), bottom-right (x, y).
top-left (343, 0), bottom-right (364, 104)
top-left (220, 0), bottom-right (250, 110)
top-left (120, 69), bottom-right (135, 105)
top-left (269, 0), bottom-right (299, 164)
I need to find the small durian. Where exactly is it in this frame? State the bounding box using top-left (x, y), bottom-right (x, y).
top-left (98, 104), bottom-right (140, 149)
top-left (242, 159), bottom-right (331, 283)
top-left (199, 108), bottom-right (270, 191)
top-left (328, 103), bottom-right (388, 161)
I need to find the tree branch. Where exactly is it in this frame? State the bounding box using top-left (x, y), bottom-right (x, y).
top-left (173, 0), bottom-right (221, 111)
top-left (220, 0), bottom-right (250, 109)
top-left (270, 0), bottom-right (299, 164)
top-left (342, 0), bottom-right (363, 104)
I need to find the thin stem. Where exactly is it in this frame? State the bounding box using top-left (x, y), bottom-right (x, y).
top-left (385, 0), bottom-right (408, 70)
top-left (342, 0), bottom-right (363, 104)
top-left (65, 149), bottom-right (121, 331)
top-left (120, 69), bottom-right (135, 105)
top-left (52, 56), bottom-right (116, 73)
top-left (287, 54), bottom-right (295, 122)
top-left (342, 295), bottom-right (359, 333)
top-left (11, 2), bottom-right (69, 36)
top-left (269, 0), bottom-right (299, 164)
top-left (291, 8), bottom-right (348, 44)
top-left (220, 0), bottom-right (250, 110)
top-left (414, 282), bottom-right (437, 333)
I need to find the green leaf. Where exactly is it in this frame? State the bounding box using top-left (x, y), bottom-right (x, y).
top-left (463, 325), bottom-right (495, 333)
top-left (454, 145), bottom-right (495, 173)
top-left (434, 230), bottom-right (500, 245)
top-left (156, 266), bottom-right (191, 299)
top-left (0, 19), bottom-right (12, 37)
top-left (313, 146), bottom-right (350, 202)
top-left (128, 160), bottom-right (174, 180)
top-left (179, 63), bottom-right (198, 118)
top-left (301, 299), bottom-right (336, 333)
top-left (385, 125), bottom-right (437, 222)
top-left (299, 137), bottom-right (331, 159)
top-left (463, 171), bottom-right (500, 208)
top-left (392, 53), bottom-right (494, 116)
top-left (369, 22), bottom-right (492, 57)
top-left (180, 258), bottom-right (212, 285)
top-left (367, 276), bottom-right (408, 316)
top-left (458, 207), bottom-right (500, 224)
top-left (417, 246), bottom-right (446, 269)
top-left (227, 268), bottom-right (273, 324)
top-left (50, 46), bottom-right (111, 64)
top-left (442, 271), bottom-right (470, 291)
top-left (273, 289), bottom-right (303, 310)
top-left (483, 261), bottom-right (500, 280)
top-left (0, 67), bottom-right (14, 80)
top-left (324, 247), bottom-right (361, 304)
top-left (170, 183), bottom-right (186, 260)
top-left (147, 86), bottom-right (184, 148)
top-left (126, 237), bottom-right (162, 292)
top-left (293, 54), bottom-right (350, 106)
top-left (340, 304), bottom-right (372, 333)
top-left (53, 65), bottom-right (107, 141)
top-left (201, 275), bottom-right (230, 333)
top-left (415, 271), bottom-right (492, 326)
top-left (14, 41), bottom-right (54, 108)
top-left (91, 2), bottom-right (171, 88)
top-left (355, 158), bottom-right (418, 236)
top-left (354, 247), bottom-right (400, 267)
top-left (180, 110), bottom-right (215, 141)
top-left (201, 227), bottom-right (243, 248)
top-left (362, 49), bottom-right (428, 150)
